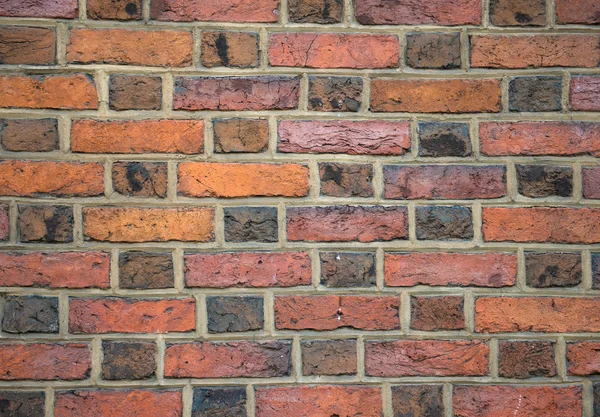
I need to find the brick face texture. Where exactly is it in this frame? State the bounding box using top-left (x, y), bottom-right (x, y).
top-left (0, 0), bottom-right (598, 415)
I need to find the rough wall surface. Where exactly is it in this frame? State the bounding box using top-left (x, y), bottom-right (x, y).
top-left (0, 0), bottom-right (599, 416)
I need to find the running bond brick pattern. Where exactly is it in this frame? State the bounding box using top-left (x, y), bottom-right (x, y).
top-left (0, 0), bottom-right (599, 415)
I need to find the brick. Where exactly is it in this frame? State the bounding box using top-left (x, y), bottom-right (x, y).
top-left (371, 79), bottom-right (502, 113)
top-left (584, 167), bottom-right (600, 199)
top-left (0, 252), bottom-right (110, 288)
top-left (483, 207), bottom-right (600, 243)
top-left (392, 385), bottom-right (444, 417)
top-left (556, 0), bottom-right (600, 24)
top-left (173, 76), bottom-right (300, 111)
top-left (308, 76), bottom-right (362, 112)
top-left (255, 386), bottom-right (382, 417)
top-left (470, 35), bottom-right (600, 68)
top-left (405, 32), bottom-right (461, 69)
top-left (268, 33), bottom-right (399, 69)
top-left (287, 206), bottom-right (408, 242)
top-left (71, 120), bottom-right (203, 154)
top-left (355, 0), bottom-right (481, 25)
top-left (206, 296), bottom-right (264, 333)
top-left (525, 252), bottom-right (581, 288)
top-left (88, 0), bottom-right (142, 19)
top-left (18, 205), bottom-right (73, 244)
top-left (54, 390), bottom-right (182, 417)
top-left (274, 295), bottom-right (400, 330)
top-left (150, 0), bottom-right (279, 22)
top-left (101, 342), bottom-right (156, 380)
top-left (475, 297), bottom-right (600, 332)
top-left (0, 343), bottom-right (90, 380)
top-left (119, 252), bottom-right (174, 289)
top-left (320, 163), bottom-right (373, 197)
top-left (320, 252), bottom-right (376, 287)
top-left (570, 76), bottom-right (600, 111)
top-left (594, 255), bottom-right (600, 289)
top-left (213, 119), bottom-right (269, 153)
top-left (69, 297), bottom-right (195, 333)
top-left (0, 26), bottom-right (55, 65)
top-left (453, 385), bottom-right (582, 417)
top-left (2, 296), bottom-right (58, 334)
top-left (178, 162), bottom-right (308, 198)
top-left (498, 341), bottom-right (556, 378)
top-left (0, 119), bottom-right (58, 152)
top-left (0, 205), bottom-right (7, 241)
top-left (384, 165), bottom-right (506, 200)
top-left (416, 206), bottom-right (473, 241)
top-left (278, 120), bottom-right (411, 155)
top-left (192, 387), bottom-right (246, 417)
top-left (164, 341), bottom-right (291, 378)
top-left (567, 341), bottom-right (600, 375)
top-left (301, 340), bottom-right (357, 376)
top-left (224, 207), bottom-right (278, 243)
top-left (365, 340), bottom-right (489, 377)
top-left (67, 29), bottom-right (193, 67)
top-left (509, 76), bottom-right (563, 112)
top-left (112, 161), bottom-right (167, 198)
top-left (596, 384), bottom-right (600, 417)
top-left (184, 252), bottom-right (311, 288)
top-left (0, 391), bottom-right (45, 417)
top-left (0, 0), bottom-right (78, 18)
top-left (411, 296), bottom-right (464, 331)
top-left (201, 32), bottom-right (258, 68)
top-left (480, 122), bottom-right (600, 156)
top-left (288, 0), bottom-right (342, 23)
top-left (516, 165), bottom-right (573, 198)
top-left (490, 0), bottom-right (546, 26)
top-left (418, 122), bottom-right (472, 157)
top-left (83, 207), bottom-right (214, 242)
top-left (109, 75), bottom-right (162, 111)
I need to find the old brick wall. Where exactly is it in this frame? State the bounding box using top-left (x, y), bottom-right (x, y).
top-left (0, 0), bottom-right (599, 415)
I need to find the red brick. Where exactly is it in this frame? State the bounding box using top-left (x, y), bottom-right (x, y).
top-left (567, 341), bottom-right (600, 375)
top-left (185, 252), bottom-right (311, 288)
top-left (0, 343), bottom-right (90, 380)
top-left (354, 0), bottom-right (481, 25)
top-left (287, 206), bottom-right (408, 242)
top-left (0, 26), bottom-right (56, 65)
top-left (584, 167), bottom-right (600, 199)
top-left (278, 120), bottom-right (411, 155)
top-left (255, 386), bottom-right (382, 417)
top-left (453, 385), bottom-right (582, 417)
top-left (69, 297), bottom-right (195, 333)
top-left (470, 35), bottom-right (600, 68)
top-left (0, 252), bottom-right (110, 288)
top-left (475, 297), bottom-right (600, 332)
top-left (164, 341), bottom-right (291, 378)
top-left (178, 163), bottom-right (309, 198)
top-left (0, 0), bottom-right (78, 18)
top-left (67, 29), bottom-right (193, 67)
top-left (201, 31), bottom-right (258, 68)
top-left (556, 0), bottom-right (600, 24)
top-left (150, 0), bottom-right (279, 22)
top-left (385, 252), bottom-right (517, 287)
top-left (480, 122), bottom-right (600, 156)
top-left (0, 160), bottom-right (104, 197)
top-left (570, 76), bottom-right (600, 111)
top-left (0, 74), bottom-right (97, 110)
top-left (55, 390), bottom-right (182, 417)
top-left (275, 295), bottom-right (400, 330)
top-left (0, 205), bottom-right (7, 241)
top-left (268, 33), bottom-right (399, 69)
top-left (87, 0), bottom-right (142, 20)
top-left (483, 207), bottom-right (600, 244)
top-left (71, 120), bottom-right (203, 154)
top-left (371, 79), bottom-right (502, 113)
top-left (365, 340), bottom-right (489, 377)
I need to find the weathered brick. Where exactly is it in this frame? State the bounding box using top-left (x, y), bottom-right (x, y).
top-left (320, 252), bottom-right (376, 287)
top-left (0, 26), bottom-right (56, 65)
top-left (354, 0), bottom-right (481, 25)
top-left (418, 122), bottom-right (472, 157)
top-left (67, 29), bottom-right (193, 66)
top-left (278, 120), bottom-right (411, 155)
top-left (287, 206), bottom-right (408, 242)
top-left (88, 0), bottom-right (142, 19)
top-left (83, 207), bottom-right (214, 242)
top-left (102, 342), bottom-right (156, 380)
top-left (0, 0), bottom-right (78, 18)
top-left (184, 252), bottom-right (311, 288)
top-left (509, 76), bottom-right (563, 112)
top-left (566, 341), bottom-right (600, 375)
top-left (109, 75), bottom-right (162, 111)
top-left (224, 207), bottom-right (278, 243)
top-left (2, 296), bottom-right (58, 334)
top-left (392, 385), bottom-right (444, 417)
top-left (178, 163), bottom-right (309, 198)
top-left (206, 296), bottom-right (264, 333)
top-left (405, 32), bottom-right (461, 69)
top-left (288, 0), bottom-right (342, 23)
top-left (301, 340), bottom-right (357, 376)
top-left (595, 383), bottom-right (600, 417)
top-left (583, 167), bottom-right (600, 199)
top-left (0, 205), bottom-right (7, 241)
top-left (192, 387), bottom-right (246, 417)
top-left (308, 76), bottom-right (362, 112)
top-left (0, 391), bottom-right (45, 417)
top-left (570, 76), bottom-right (600, 111)
top-left (274, 295), bottom-right (400, 330)
top-left (269, 33), bottom-right (399, 69)
top-left (119, 252), bottom-right (174, 289)
top-left (0, 119), bottom-right (58, 152)
top-left (556, 0), bottom-right (600, 24)
top-left (71, 120), bottom-right (203, 154)
top-left (498, 341), bottom-right (556, 378)
top-left (594, 254), bottom-right (600, 289)
top-left (320, 163), bottom-right (373, 197)
top-left (112, 161), bottom-right (167, 198)
top-left (69, 297), bottom-right (196, 333)
top-left (490, 0), bottom-right (546, 26)
top-left (365, 340), bottom-right (489, 377)
top-left (201, 32), bottom-right (258, 68)
top-left (213, 119), bottom-right (269, 153)
top-left (411, 296), bottom-right (464, 331)
top-left (416, 206), bottom-right (473, 241)
top-left (150, 0), bottom-right (279, 22)
top-left (164, 341), bottom-right (291, 378)
top-left (516, 165), bottom-right (573, 198)
top-left (371, 79), bottom-right (502, 113)
top-left (525, 252), bottom-right (581, 288)
top-left (18, 205), bottom-right (73, 243)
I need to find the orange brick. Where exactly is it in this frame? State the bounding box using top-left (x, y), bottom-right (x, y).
top-left (150, 0), bottom-right (279, 22)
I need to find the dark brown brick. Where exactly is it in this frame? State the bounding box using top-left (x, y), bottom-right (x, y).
top-left (0, 26), bottom-right (56, 65)
top-left (411, 296), bottom-right (464, 331)
top-left (109, 75), bottom-right (162, 111)
top-left (2, 296), bottom-right (59, 334)
top-left (101, 341), bottom-right (156, 380)
top-left (206, 296), bottom-right (264, 333)
top-left (595, 383), bottom-right (600, 417)
top-left (418, 122), bottom-right (472, 157)
top-left (288, 0), bottom-right (343, 23)
top-left (405, 32), bottom-right (461, 69)
top-left (509, 77), bottom-right (562, 112)
top-left (525, 252), bottom-right (582, 288)
top-left (192, 387), bottom-right (246, 417)
top-left (320, 252), bottom-right (376, 287)
top-left (301, 340), bottom-right (357, 376)
top-left (112, 162), bottom-right (168, 198)
top-left (498, 341), bottom-right (556, 378)
top-left (392, 385), bottom-right (444, 417)
top-left (201, 32), bottom-right (258, 68)
top-left (213, 119), bottom-right (269, 153)
top-left (516, 165), bottom-right (572, 198)
top-left (0, 119), bottom-right (58, 152)
top-left (88, 0), bottom-right (142, 19)
top-left (224, 207), bottom-right (278, 243)
top-left (18, 205), bottom-right (73, 243)
top-left (593, 254), bottom-right (600, 290)
top-left (490, 0), bottom-right (546, 26)
top-left (308, 76), bottom-right (362, 112)
top-left (119, 252), bottom-right (174, 289)
top-left (0, 391), bottom-right (45, 417)
top-left (416, 206), bottom-right (473, 241)
top-left (319, 163), bottom-right (373, 197)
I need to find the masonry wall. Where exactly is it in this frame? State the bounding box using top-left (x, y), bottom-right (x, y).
top-left (0, 0), bottom-right (599, 416)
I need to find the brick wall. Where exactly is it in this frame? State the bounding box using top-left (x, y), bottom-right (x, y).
top-left (0, 0), bottom-right (599, 416)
